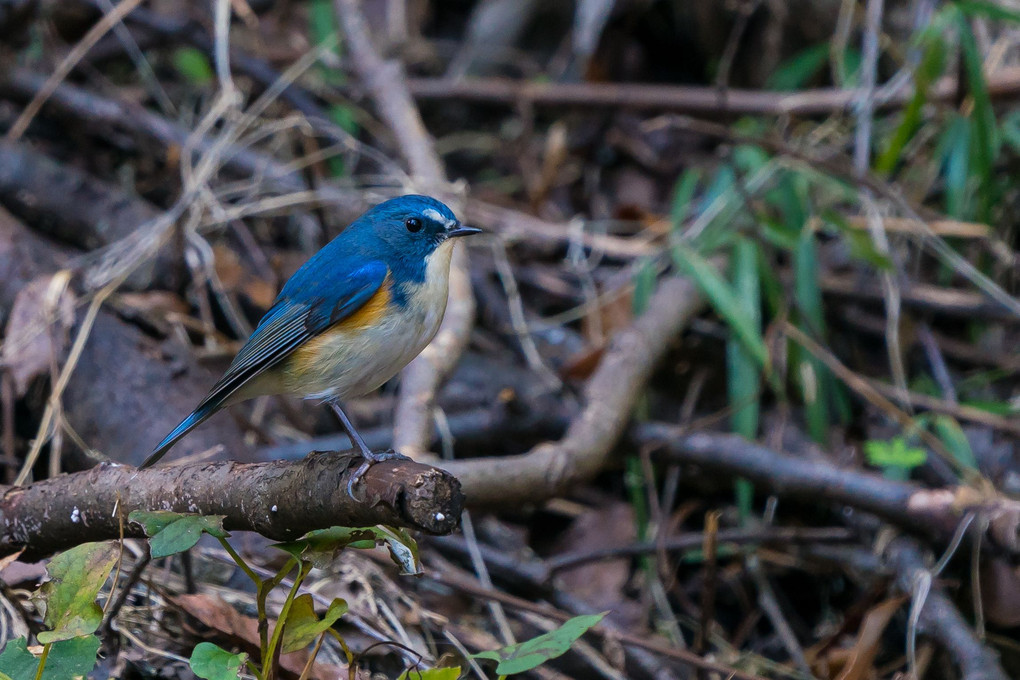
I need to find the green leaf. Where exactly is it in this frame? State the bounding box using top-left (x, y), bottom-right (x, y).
top-left (130, 511), bottom-right (228, 559)
top-left (793, 228), bottom-right (832, 444)
top-left (172, 47), bottom-right (214, 86)
top-left (380, 526), bottom-right (423, 575)
top-left (273, 526), bottom-right (420, 573)
top-left (309, 0), bottom-right (340, 54)
top-left (398, 669), bottom-right (462, 680)
top-left (767, 43), bottom-right (830, 90)
top-left (938, 114), bottom-right (972, 218)
top-left (733, 144), bottom-right (771, 173)
top-left (190, 642), bottom-right (246, 680)
top-left (472, 613), bottom-right (606, 674)
top-left (632, 258), bottom-right (656, 316)
top-left (0, 636), bottom-right (100, 680)
top-left (876, 33), bottom-right (946, 175)
top-left (672, 242), bottom-right (770, 372)
top-left (669, 169), bottom-right (701, 229)
top-left (837, 47), bottom-right (862, 87)
top-left (957, 0), bottom-right (1020, 23)
top-left (864, 438), bottom-right (928, 469)
top-left (959, 399), bottom-right (1019, 416)
top-left (281, 595), bottom-right (348, 654)
top-left (727, 238), bottom-right (761, 521)
top-left (1001, 110), bottom-right (1020, 152)
top-left (954, 7), bottom-right (999, 221)
top-left (35, 542), bottom-right (119, 643)
top-left (930, 415), bottom-right (978, 471)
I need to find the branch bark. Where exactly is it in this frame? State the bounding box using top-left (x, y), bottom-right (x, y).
top-left (0, 454), bottom-right (463, 560)
top-left (885, 536), bottom-right (1009, 680)
top-left (639, 427), bottom-right (1020, 557)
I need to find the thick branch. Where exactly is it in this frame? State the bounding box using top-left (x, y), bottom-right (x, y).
top-left (639, 427), bottom-right (1020, 557)
top-left (0, 454), bottom-right (463, 560)
top-left (442, 275), bottom-right (705, 504)
top-left (885, 536), bottom-right (1009, 680)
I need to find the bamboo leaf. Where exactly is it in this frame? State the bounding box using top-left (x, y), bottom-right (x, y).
top-left (672, 242), bottom-right (769, 373)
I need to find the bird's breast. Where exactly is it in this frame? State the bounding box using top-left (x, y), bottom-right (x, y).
top-left (283, 258), bottom-right (451, 400)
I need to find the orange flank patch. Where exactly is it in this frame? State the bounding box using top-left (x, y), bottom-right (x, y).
top-left (335, 278), bottom-right (393, 330)
top-left (287, 278), bottom-right (392, 376)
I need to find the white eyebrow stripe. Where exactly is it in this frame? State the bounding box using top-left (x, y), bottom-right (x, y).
top-left (423, 208), bottom-right (456, 227)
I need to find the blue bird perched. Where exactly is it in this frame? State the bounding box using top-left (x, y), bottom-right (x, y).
top-left (140, 195), bottom-right (481, 490)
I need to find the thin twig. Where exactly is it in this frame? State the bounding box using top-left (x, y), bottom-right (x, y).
top-left (5, 0), bottom-right (145, 142)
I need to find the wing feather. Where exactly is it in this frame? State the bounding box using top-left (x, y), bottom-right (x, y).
top-left (140, 259), bottom-right (389, 468)
top-left (195, 259), bottom-right (390, 411)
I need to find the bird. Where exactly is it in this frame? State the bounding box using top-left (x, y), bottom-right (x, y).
top-left (139, 195), bottom-right (481, 491)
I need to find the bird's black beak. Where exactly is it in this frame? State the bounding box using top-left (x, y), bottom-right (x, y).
top-left (446, 224), bottom-right (483, 238)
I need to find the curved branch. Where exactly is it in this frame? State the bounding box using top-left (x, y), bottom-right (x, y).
top-left (886, 536), bottom-right (1009, 680)
top-left (442, 275), bottom-right (706, 504)
top-left (0, 454), bottom-right (463, 560)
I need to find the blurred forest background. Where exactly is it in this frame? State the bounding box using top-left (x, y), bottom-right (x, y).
top-left (0, 0), bottom-right (1018, 678)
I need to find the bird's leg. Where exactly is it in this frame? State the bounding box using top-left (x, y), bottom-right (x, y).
top-left (328, 400), bottom-right (373, 457)
top-left (328, 400), bottom-right (407, 496)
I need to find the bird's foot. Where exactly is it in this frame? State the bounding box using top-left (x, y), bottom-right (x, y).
top-left (346, 449), bottom-right (410, 498)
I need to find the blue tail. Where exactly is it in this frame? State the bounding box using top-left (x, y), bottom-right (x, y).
top-left (139, 403), bottom-right (218, 469)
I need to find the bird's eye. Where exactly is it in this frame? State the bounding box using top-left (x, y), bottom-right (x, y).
top-left (405, 217), bottom-right (422, 233)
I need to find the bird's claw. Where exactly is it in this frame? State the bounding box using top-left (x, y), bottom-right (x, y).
top-left (345, 449), bottom-right (410, 499)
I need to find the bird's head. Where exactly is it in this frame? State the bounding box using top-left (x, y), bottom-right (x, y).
top-left (347, 195), bottom-right (480, 283)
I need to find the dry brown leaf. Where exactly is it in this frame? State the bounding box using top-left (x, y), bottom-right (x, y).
top-left (980, 558), bottom-right (1020, 627)
top-left (581, 286), bottom-right (634, 347)
top-left (110, 291), bottom-right (190, 336)
top-left (1, 271), bottom-right (74, 396)
top-left (812, 596), bottom-right (905, 680)
top-left (214, 243), bottom-right (276, 309)
top-left (171, 593), bottom-right (348, 680)
top-left (0, 548), bottom-right (24, 574)
top-left (559, 344), bottom-right (606, 381)
top-left (547, 500), bottom-right (643, 627)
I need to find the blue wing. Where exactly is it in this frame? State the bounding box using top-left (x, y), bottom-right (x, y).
top-left (140, 259), bottom-right (389, 468)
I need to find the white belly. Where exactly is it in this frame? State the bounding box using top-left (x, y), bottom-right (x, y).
top-left (300, 304), bottom-right (440, 400)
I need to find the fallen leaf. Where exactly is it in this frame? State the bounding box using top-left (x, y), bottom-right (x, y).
top-left (981, 558), bottom-right (1020, 627)
top-left (808, 596), bottom-right (905, 680)
top-left (549, 500), bottom-right (635, 616)
top-left (215, 244), bottom-right (276, 309)
top-left (2, 272), bottom-right (74, 396)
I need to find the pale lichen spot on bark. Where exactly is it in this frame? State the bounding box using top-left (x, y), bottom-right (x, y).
top-left (906, 489), bottom-right (955, 512)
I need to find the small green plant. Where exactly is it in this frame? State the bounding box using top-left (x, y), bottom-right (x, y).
top-left (0, 511), bottom-right (606, 679)
top-left (470, 612), bottom-right (606, 679)
top-left (864, 437), bottom-right (928, 481)
top-left (172, 47), bottom-right (215, 87)
top-left (129, 511), bottom-right (421, 679)
top-left (0, 541), bottom-right (115, 679)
